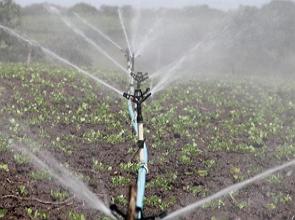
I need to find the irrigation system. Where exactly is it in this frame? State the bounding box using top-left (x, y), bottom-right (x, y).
top-left (2, 5), bottom-right (295, 220)
top-left (109, 44), bottom-right (166, 219)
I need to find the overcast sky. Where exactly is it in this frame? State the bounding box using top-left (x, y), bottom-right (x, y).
top-left (15, 0), bottom-right (274, 10)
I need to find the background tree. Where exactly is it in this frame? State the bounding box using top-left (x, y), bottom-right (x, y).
top-left (0, 0), bottom-right (21, 27)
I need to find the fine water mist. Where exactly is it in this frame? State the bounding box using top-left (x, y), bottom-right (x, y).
top-left (150, 19), bottom-right (233, 95)
top-left (0, 24), bottom-right (123, 96)
top-left (135, 10), bottom-right (166, 58)
top-left (9, 141), bottom-right (115, 218)
top-left (164, 159), bottom-right (295, 220)
top-left (2, 1), bottom-right (295, 219)
top-left (130, 3), bottom-right (141, 53)
top-left (74, 12), bottom-right (123, 51)
top-left (118, 7), bottom-right (133, 55)
top-left (46, 6), bottom-right (129, 75)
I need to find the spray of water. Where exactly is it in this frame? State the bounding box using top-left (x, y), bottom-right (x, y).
top-left (163, 158), bottom-right (295, 220)
top-left (118, 7), bottom-right (133, 55)
top-left (130, 3), bottom-right (142, 53)
top-left (47, 7), bottom-right (129, 75)
top-left (151, 22), bottom-right (232, 95)
top-left (151, 55), bottom-right (189, 95)
top-left (0, 24), bottom-right (123, 96)
top-left (74, 12), bottom-right (123, 51)
top-left (135, 10), bottom-right (166, 58)
top-left (9, 141), bottom-right (115, 219)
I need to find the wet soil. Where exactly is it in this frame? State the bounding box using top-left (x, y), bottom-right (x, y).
top-left (0, 65), bottom-right (294, 220)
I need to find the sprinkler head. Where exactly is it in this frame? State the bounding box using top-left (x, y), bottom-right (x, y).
top-left (131, 72), bottom-right (149, 85)
top-left (123, 88), bottom-right (151, 105)
top-left (123, 92), bottom-right (131, 99)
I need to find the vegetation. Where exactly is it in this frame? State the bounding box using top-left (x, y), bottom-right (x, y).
top-left (1, 0), bottom-right (295, 219)
top-left (0, 0), bottom-right (20, 27)
top-left (0, 63), bottom-right (294, 218)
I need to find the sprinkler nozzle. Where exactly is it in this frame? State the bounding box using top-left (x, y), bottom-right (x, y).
top-left (123, 88), bottom-right (151, 105)
top-left (131, 72), bottom-right (149, 87)
top-left (123, 92), bottom-right (131, 99)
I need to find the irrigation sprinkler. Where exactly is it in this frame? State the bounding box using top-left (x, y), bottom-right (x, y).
top-left (110, 45), bottom-right (166, 219)
top-left (112, 86), bottom-right (166, 219)
top-left (125, 49), bottom-right (135, 74)
top-left (131, 72), bottom-right (149, 89)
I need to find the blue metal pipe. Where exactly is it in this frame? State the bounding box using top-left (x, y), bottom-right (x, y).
top-left (127, 99), bottom-right (148, 219)
top-left (136, 144), bottom-right (148, 219)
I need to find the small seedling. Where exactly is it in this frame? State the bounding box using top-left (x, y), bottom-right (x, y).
top-left (68, 211), bottom-right (86, 220)
top-left (50, 189), bottom-right (69, 202)
top-left (18, 185), bottom-right (28, 196)
top-left (111, 176), bottom-right (130, 186)
top-left (0, 208), bottom-right (7, 218)
top-left (0, 163), bottom-right (9, 172)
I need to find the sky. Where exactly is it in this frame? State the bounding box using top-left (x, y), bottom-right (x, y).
top-left (15, 0), bottom-right (274, 10)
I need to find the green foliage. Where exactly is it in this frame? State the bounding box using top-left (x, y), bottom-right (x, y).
top-left (230, 166), bottom-right (244, 181)
top-left (145, 195), bottom-right (176, 211)
top-left (14, 153), bottom-right (29, 165)
top-left (31, 170), bottom-right (51, 181)
top-left (50, 189), bottom-right (69, 202)
top-left (0, 0), bottom-right (21, 27)
top-left (184, 185), bottom-right (208, 196)
top-left (0, 163), bottom-right (9, 172)
top-left (203, 199), bottom-right (225, 209)
top-left (0, 208), bottom-right (7, 218)
top-left (147, 175), bottom-right (174, 191)
top-left (18, 185), bottom-right (28, 196)
top-left (69, 3), bottom-right (98, 14)
top-left (0, 0), bottom-right (26, 62)
top-left (111, 176), bottom-right (130, 186)
top-left (266, 192), bottom-right (292, 209)
top-left (0, 136), bottom-right (8, 152)
top-left (68, 211), bottom-right (86, 220)
top-left (1, 64), bottom-right (295, 217)
top-left (197, 169), bottom-right (208, 177)
top-left (26, 208), bottom-right (48, 220)
top-left (119, 162), bottom-right (139, 173)
top-left (113, 194), bottom-right (127, 206)
top-left (179, 143), bottom-right (201, 165)
top-left (93, 160), bottom-right (112, 172)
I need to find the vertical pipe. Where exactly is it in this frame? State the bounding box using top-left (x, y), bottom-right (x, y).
top-left (126, 50), bottom-right (148, 219)
top-left (127, 100), bottom-right (148, 219)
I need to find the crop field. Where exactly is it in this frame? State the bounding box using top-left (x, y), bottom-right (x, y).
top-left (0, 64), bottom-right (294, 219)
top-left (1, 1), bottom-right (295, 219)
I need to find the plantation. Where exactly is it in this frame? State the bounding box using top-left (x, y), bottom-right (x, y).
top-left (0, 64), bottom-right (294, 219)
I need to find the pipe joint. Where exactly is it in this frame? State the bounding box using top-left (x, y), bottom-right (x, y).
top-left (140, 163), bottom-right (149, 174)
top-left (138, 140), bottom-right (145, 149)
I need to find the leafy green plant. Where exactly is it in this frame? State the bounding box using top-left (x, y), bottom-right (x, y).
top-left (68, 211), bottom-right (86, 220)
top-left (203, 199), bottom-right (225, 209)
top-left (31, 170), bottom-right (51, 181)
top-left (230, 166), bottom-right (243, 181)
top-left (26, 208), bottom-right (48, 220)
top-left (0, 208), bottom-right (7, 218)
top-left (113, 194), bottom-right (127, 206)
top-left (111, 176), bottom-right (130, 186)
top-left (50, 189), bottom-right (69, 202)
top-left (0, 163), bottom-right (9, 172)
top-left (93, 160), bottom-right (111, 172)
top-left (18, 185), bottom-right (28, 196)
top-left (14, 153), bottom-right (29, 165)
top-left (147, 176), bottom-right (172, 191)
top-left (184, 185), bottom-right (207, 196)
top-left (119, 162), bottom-right (139, 173)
